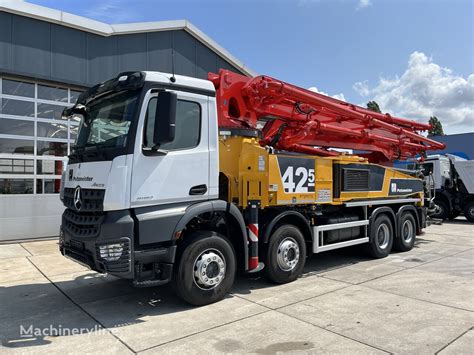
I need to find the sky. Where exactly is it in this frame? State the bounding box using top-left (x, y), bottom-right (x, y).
top-left (28, 0), bottom-right (473, 134)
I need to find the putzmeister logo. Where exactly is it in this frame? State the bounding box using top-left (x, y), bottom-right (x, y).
top-left (391, 182), bottom-right (412, 193)
top-left (68, 169), bottom-right (93, 182)
top-left (73, 186), bottom-right (82, 211)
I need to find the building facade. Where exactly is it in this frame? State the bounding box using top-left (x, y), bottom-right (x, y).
top-left (427, 133), bottom-right (474, 160)
top-left (0, 1), bottom-right (254, 241)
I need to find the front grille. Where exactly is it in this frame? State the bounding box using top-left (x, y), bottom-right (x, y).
top-left (69, 238), bottom-right (84, 251)
top-left (343, 168), bottom-right (369, 191)
top-left (63, 188), bottom-right (105, 212)
top-left (96, 239), bottom-right (131, 273)
top-left (62, 208), bottom-right (105, 238)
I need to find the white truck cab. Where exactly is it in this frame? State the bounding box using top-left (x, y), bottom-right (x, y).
top-left (60, 71), bottom-right (244, 300)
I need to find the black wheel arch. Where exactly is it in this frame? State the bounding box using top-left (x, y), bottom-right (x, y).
top-left (261, 210), bottom-right (313, 244)
top-left (174, 200), bottom-right (249, 271)
top-left (369, 206), bottom-right (397, 237)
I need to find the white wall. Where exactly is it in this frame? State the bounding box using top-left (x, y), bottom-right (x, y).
top-left (0, 195), bottom-right (63, 241)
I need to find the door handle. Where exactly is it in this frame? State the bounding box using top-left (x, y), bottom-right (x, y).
top-left (189, 184), bottom-right (207, 195)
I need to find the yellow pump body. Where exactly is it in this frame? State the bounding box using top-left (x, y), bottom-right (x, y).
top-left (219, 135), bottom-right (424, 209)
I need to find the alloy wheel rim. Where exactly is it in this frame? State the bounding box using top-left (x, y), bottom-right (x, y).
top-left (193, 249), bottom-right (226, 290)
top-left (377, 223), bottom-right (390, 249)
top-left (402, 219), bottom-right (414, 243)
top-left (277, 237), bottom-right (300, 271)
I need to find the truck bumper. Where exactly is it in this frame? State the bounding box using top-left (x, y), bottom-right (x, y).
top-left (59, 209), bottom-right (176, 286)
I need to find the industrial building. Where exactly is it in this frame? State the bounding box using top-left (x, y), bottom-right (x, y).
top-left (427, 132), bottom-right (474, 160)
top-left (0, 0), bottom-right (254, 241)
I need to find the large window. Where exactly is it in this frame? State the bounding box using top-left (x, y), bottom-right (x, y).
top-left (144, 98), bottom-right (201, 151)
top-left (75, 91), bottom-right (138, 149)
top-left (0, 77), bottom-right (83, 194)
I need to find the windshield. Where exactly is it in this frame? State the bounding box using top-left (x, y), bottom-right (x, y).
top-left (420, 162), bottom-right (433, 175)
top-left (74, 90), bottom-right (139, 150)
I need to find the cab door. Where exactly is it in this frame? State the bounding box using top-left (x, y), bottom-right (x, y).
top-left (130, 90), bottom-right (211, 208)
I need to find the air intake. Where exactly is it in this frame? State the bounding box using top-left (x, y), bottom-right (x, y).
top-left (343, 168), bottom-right (369, 191)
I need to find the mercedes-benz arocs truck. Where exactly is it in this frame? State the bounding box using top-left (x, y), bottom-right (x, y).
top-left (59, 70), bottom-right (442, 305)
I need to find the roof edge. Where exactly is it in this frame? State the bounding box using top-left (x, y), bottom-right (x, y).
top-left (0, 0), bottom-right (257, 77)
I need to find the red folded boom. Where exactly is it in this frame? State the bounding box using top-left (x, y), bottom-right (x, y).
top-left (209, 69), bottom-right (445, 163)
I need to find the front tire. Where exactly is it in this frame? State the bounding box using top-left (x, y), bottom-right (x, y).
top-left (174, 231), bottom-right (236, 306)
top-left (431, 199), bottom-right (449, 220)
top-left (463, 201), bottom-right (474, 222)
top-left (393, 212), bottom-right (416, 252)
top-left (265, 224), bottom-right (306, 284)
top-left (367, 214), bottom-right (393, 258)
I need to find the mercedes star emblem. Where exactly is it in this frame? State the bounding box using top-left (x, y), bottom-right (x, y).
top-left (73, 186), bottom-right (82, 211)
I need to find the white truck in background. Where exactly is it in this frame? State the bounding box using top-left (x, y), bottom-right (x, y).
top-left (420, 154), bottom-right (474, 222)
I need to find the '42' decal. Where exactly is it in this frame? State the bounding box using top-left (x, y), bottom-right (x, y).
top-left (277, 157), bottom-right (315, 193)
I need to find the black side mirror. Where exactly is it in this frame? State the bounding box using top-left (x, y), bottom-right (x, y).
top-left (153, 92), bottom-right (177, 147)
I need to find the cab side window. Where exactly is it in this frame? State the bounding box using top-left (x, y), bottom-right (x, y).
top-left (144, 96), bottom-right (201, 150)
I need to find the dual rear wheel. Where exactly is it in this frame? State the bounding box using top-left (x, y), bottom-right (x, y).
top-left (266, 212), bottom-right (417, 283)
top-left (367, 212), bottom-right (416, 258)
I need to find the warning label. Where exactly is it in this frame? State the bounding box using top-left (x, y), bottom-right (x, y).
top-left (317, 189), bottom-right (331, 203)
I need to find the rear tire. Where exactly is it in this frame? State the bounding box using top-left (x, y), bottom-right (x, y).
top-left (265, 224), bottom-right (306, 284)
top-left (463, 201), bottom-right (474, 222)
top-left (367, 214), bottom-right (393, 258)
top-left (173, 231), bottom-right (236, 306)
top-left (431, 199), bottom-right (449, 220)
top-left (393, 212), bottom-right (416, 252)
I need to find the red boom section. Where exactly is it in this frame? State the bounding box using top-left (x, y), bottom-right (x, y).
top-left (208, 69), bottom-right (445, 163)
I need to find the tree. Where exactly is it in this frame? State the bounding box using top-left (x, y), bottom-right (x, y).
top-left (366, 101), bottom-right (381, 113)
top-left (428, 116), bottom-right (444, 136)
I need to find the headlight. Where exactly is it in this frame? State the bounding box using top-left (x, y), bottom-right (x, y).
top-left (98, 243), bottom-right (124, 262)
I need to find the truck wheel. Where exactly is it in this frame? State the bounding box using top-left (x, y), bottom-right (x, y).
top-left (265, 224), bottom-right (306, 284)
top-left (431, 200), bottom-right (449, 220)
top-left (393, 212), bottom-right (416, 252)
top-left (173, 231), bottom-right (236, 306)
top-left (463, 201), bottom-right (474, 222)
top-left (367, 214), bottom-right (393, 258)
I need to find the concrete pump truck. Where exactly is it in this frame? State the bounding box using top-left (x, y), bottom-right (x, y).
top-left (59, 70), bottom-right (445, 305)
